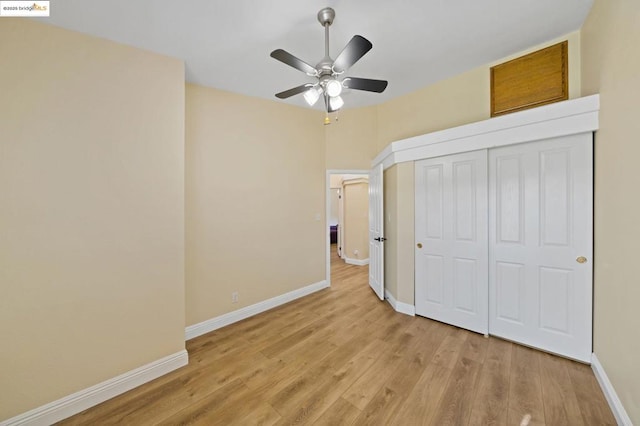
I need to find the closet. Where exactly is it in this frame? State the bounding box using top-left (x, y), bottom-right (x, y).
top-left (414, 133), bottom-right (593, 362)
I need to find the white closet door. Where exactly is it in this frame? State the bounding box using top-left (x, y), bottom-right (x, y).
top-left (489, 133), bottom-right (593, 362)
top-left (415, 150), bottom-right (488, 334)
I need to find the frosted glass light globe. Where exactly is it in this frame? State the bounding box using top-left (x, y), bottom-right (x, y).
top-left (325, 79), bottom-right (342, 97)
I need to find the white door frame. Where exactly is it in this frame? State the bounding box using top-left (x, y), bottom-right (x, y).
top-left (326, 169), bottom-right (369, 287)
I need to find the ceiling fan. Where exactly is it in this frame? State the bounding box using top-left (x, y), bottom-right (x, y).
top-left (270, 7), bottom-right (388, 118)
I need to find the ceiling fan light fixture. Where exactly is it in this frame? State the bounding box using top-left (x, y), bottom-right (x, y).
top-left (325, 79), bottom-right (343, 97)
top-left (270, 7), bottom-right (387, 121)
top-left (329, 95), bottom-right (344, 111)
top-left (303, 86), bottom-right (321, 106)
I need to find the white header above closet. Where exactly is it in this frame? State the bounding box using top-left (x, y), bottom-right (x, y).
top-left (373, 94), bottom-right (600, 169)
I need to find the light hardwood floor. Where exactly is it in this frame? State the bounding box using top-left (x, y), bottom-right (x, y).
top-left (59, 245), bottom-right (615, 425)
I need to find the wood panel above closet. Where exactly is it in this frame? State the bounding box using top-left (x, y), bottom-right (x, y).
top-left (491, 41), bottom-right (568, 117)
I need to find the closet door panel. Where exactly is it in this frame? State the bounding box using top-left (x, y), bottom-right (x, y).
top-left (415, 150), bottom-right (488, 334)
top-left (489, 133), bottom-right (593, 362)
top-left (495, 154), bottom-right (525, 245)
top-left (495, 261), bottom-right (526, 325)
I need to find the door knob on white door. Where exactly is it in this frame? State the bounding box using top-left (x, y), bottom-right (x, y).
top-left (576, 256), bottom-right (587, 264)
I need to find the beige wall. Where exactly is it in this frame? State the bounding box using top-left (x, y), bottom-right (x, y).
top-left (325, 106), bottom-right (378, 169)
top-left (343, 181), bottom-right (369, 260)
top-left (582, 0), bottom-right (640, 422)
top-left (376, 67), bottom-right (489, 150)
top-left (383, 164), bottom-right (415, 304)
top-left (0, 20), bottom-right (185, 421)
top-left (185, 84), bottom-right (325, 326)
top-left (395, 163), bottom-right (415, 304)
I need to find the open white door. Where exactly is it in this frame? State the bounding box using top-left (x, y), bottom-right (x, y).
top-left (368, 163), bottom-right (384, 300)
top-left (337, 187), bottom-right (344, 258)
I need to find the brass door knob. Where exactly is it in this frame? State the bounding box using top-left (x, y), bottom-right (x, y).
top-left (417, 243), bottom-right (423, 248)
top-left (576, 256), bottom-right (587, 264)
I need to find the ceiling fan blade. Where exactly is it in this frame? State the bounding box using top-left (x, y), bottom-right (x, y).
top-left (275, 84), bottom-right (312, 99)
top-left (343, 77), bottom-right (388, 93)
top-left (332, 35), bottom-right (373, 73)
top-left (270, 49), bottom-right (317, 75)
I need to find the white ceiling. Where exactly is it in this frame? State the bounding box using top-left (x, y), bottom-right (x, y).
top-left (41, 0), bottom-right (593, 110)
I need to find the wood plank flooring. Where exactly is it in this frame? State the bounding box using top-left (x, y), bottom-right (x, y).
top-left (59, 245), bottom-right (615, 425)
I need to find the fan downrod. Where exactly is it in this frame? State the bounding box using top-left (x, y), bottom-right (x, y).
top-left (317, 7), bottom-right (335, 27)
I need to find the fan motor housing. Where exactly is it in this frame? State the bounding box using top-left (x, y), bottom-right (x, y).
top-left (317, 7), bottom-right (335, 26)
top-left (316, 59), bottom-right (334, 76)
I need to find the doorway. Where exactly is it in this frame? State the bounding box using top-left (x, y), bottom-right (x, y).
top-left (325, 170), bottom-right (369, 286)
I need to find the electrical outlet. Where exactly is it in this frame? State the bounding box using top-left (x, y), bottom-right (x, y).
top-left (232, 292), bottom-right (239, 303)
top-left (354, 249), bottom-right (359, 257)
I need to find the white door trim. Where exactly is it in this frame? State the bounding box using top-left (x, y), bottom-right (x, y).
top-left (385, 289), bottom-right (416, 316)
top-left (1, 350), bottom-right (188, 426)
top-left (326, 170), bottom-right (369, 286)
top-left (591, 353), bottom-right (634, 426)
top-left (372, 95), bottom-right (599, 169)
top-left (338, 186), bottom-right (344, 258)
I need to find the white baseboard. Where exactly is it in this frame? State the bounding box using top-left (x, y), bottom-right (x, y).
top-left (384, 289), bottom-right (415, 316)
top-left (1, 350), bottom-right (188, 426)
top-left (185, 280), bottom-right (329, 341)
top-left (344, 257), bottom-right (369, 266)
top-left (591, 353), bottom-right (633, 426)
